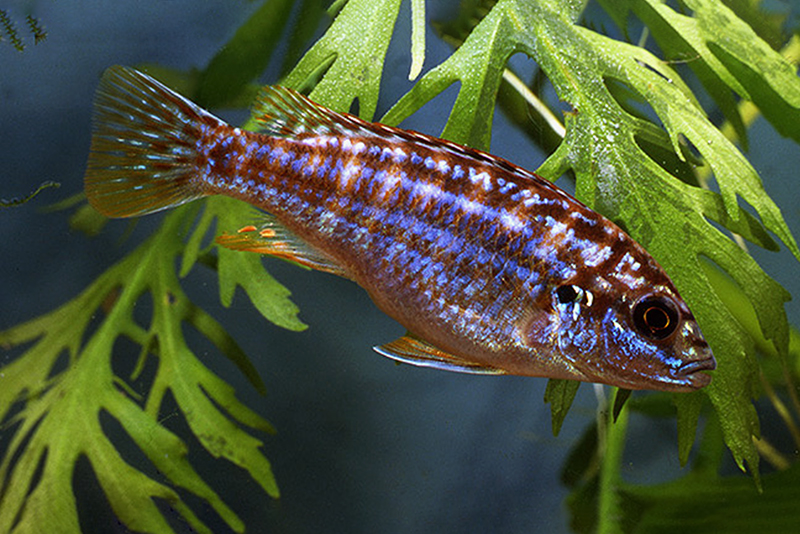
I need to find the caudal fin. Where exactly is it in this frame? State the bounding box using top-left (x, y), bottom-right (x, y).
top-left (85, 66), bottom-right (219, 218)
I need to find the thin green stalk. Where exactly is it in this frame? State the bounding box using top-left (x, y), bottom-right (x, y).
top-left (759, 371), bottom-right (800, 450)
top-left (752, 436), bottom-right (791, 471)
top-left (501, 68), bottom-right (566, 139)
top-left (597, 395), bottom-right (629, 534)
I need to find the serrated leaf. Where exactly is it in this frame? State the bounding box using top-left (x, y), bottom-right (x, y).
top-left (599, 0), bottom-right (750, 148)
top-left (605, 0), bottom-right (800, 147)
top-left (190, 196), bottom-right (307, 332)
top-left (281, 0), bottom-right (404, 116)
top-left (382, 0), bottom-right (521, 149)
top-left (527, 0), bottom-right (798, 478)
top-left (1, 205), bottom-right (286, 532)
top-left (544, 378), bottom-right (581, 436)
top-left (687, 0), bottom-right (800, 144)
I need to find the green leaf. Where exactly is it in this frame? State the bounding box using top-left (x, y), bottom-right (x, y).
top-left (687, 0), bottom-right (800, 144)
top-left (0, 205), bottom-right (289, 533)
top-left (187, 196), bottom-right (307, 332)
top-left (408, 0), bottom-right (426, 80)
top-left (544, 379), bottom-right (581, 436)
top-left (617, 462), bottom-right (800, 533)
top-left (382, 0), bottom-right (521, 149)
top-left (281, 0), bottom-right (404, 116)
top-left (599, 0), bottom-right (750, 148)
top-left (525, 0), bottom-right (798, 478)
top-left (604, 0), bottom-right (800, 149)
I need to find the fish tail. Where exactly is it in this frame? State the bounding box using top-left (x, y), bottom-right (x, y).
top-left (85, 66), bottom-right (219, 218)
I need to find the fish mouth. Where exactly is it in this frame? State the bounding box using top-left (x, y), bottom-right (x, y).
top-left (673, 356), bottom-right (717, 388)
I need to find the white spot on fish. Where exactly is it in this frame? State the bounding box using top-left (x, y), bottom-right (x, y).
top-left (581, 244), bottom-right (613, 268)
top-left (499, 210), bottom-right (524, 232)
top-left (469, 167), bottom-right (493, 191)
top-left (340, 164), bottom-right (359, 188)
top-left (376, 170), bottom-right (403, 200)
top-left (415, 181), bottom-right (441, 202)
top-left (454, 194), bottom-right (483, 215)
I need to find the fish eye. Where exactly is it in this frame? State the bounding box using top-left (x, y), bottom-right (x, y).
top-left (633, 296), bottom-right (680, 340)
top-left (556, 284), bottom-right (583, 304)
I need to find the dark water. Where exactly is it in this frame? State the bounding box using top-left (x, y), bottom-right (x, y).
top-left (2, 2), bottom-right (798, 533)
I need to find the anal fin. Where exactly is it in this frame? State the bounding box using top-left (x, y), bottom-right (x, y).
top-left (374, 334), bottom-right (506, 375)
top-left (216, 215), bottom-right (350, 278)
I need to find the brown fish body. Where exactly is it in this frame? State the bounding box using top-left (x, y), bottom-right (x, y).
top-left (86, 66), bottom-right (715, 391)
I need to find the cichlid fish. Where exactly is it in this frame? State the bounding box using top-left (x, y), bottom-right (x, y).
top-left (85, 66), bottom-right (715, 391)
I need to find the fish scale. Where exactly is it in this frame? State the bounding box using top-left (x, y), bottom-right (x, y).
top-left (85, 66), bottom-right (716, 391)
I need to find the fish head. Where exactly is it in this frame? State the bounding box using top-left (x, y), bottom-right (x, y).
top-left (594, 287), bottom-right (715, 391)
top-left (524, 274), bottom-right (716, 392)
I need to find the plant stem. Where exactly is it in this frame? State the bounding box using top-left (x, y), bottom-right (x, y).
top-left (597, 392), bottom-right (629, 534)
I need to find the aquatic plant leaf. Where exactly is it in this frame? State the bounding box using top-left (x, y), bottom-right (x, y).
top-left (0, 205), bottom-right (290, 533)
top-left (184, 196), bottom-right (307, 333)
top-left (382, 0), bottom-right (520, 150)
top-left (544, 378), bottom-right (581, 436)
top-left (529, 2), bottom-right (793, 479)
top-left (383, 0), bottom-right (798, 478)
top-left (617, 462), bottom-right (800, 533)
top-left (598, 0), bottom-right (749, 148)
top-left (603, 0), bottom-right (800, 148)
top-left (281, 0), bottom-right (404, 117)
top-left (688, 0), bottom-right (800, 144)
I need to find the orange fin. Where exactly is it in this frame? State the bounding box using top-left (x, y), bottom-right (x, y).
top-left (374, 334), bottom-right (506, 375)
top-left (85, 66), bottom-right (218, 218)
top-left (216, 216), bottom-right (349, 278)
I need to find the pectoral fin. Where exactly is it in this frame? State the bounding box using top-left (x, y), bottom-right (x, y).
top-left (374, 335), bottom-right (506, 375)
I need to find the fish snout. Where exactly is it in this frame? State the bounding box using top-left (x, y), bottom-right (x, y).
top-left (673, 353), bottom-right (716, 388)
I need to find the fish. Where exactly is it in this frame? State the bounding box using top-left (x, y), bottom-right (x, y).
top-left (84, 65), bottom-right (716, 392)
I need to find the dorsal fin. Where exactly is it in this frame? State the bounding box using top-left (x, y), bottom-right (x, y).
top-left (253, 87), bottom-right (547, 190)
top-left (252, 86), bottom-right (365, 138)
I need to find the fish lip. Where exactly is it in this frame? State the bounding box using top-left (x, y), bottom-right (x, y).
top-left (675, 356), bottom-right (717, 376)
top-left (672, 356), bottom-right (716, 388)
